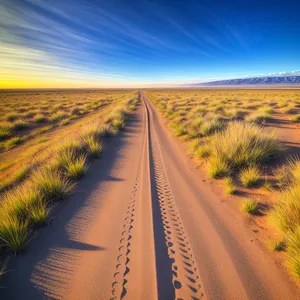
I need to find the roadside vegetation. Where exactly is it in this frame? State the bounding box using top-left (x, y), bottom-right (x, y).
top-left (147, 88), bottom-right (300, 279)
top-left (0, 90), bottom-right (139, 280)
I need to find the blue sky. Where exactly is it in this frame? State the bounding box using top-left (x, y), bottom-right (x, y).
top-left (1, 0), bottom-right (300, 88)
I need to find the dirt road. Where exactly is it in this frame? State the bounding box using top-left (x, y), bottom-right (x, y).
top-left (1, 92), bottom-right (300, 300)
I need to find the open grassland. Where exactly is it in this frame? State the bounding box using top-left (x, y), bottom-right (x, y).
top-left (0, 90), bottom-right (135, 192)
top-left (0, 89), bottom-right (138, 279)
top-left (146, 88), bottom-right (300, 279)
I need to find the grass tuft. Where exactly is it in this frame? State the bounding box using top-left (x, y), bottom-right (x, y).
top-left (207, 122), bottom-right (283, 168)
top-left (27, 200), bottom-right (51, 226)
top-left (224, 177), bottom-right (236, 194)
top-left (286, 226), bottom-right (300, 278)
top-left (84, 135), bottom-right (103, 158)
top-left (240, 165), bottom-right (260, 187)
top-left (207, 156), bottom-right (231, 178)
top-left (0, 122), bottom-right (13, 140)
top-left (0, 216), bottom-right (31, 253)
top-left (31, 169), bottom-right (74, 202)
top-left (240, 198), bottom-right (258, 214)
top-left (64, 155), bottom-right (87, 179)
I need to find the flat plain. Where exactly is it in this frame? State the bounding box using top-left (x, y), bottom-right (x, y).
top-left (1, 88), bottom-right (300, 300)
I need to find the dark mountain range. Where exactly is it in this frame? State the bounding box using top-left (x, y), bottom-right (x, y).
top-left (195, 76), bottom-right (300, 86)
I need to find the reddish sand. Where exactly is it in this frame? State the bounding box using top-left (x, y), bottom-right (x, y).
top-left (1, 92), bottom-right (300, 299)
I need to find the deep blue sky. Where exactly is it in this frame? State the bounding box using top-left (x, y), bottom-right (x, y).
top-left (1, 0), bottom-right (300, 87)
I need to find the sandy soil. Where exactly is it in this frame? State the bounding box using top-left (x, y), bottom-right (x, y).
top-left (1, 92), bottom-right (300, 299)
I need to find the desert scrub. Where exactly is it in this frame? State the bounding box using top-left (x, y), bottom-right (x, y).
top-left (171, 121), bottom-right (186, 137)
top-left (0, 216), bottom-right (31, 253)
top-left (65, 155), bottom-right (87, 179)
top-left (188, 139), bottom-right (202, 155)
top-left (207, 122), bottom-right (283, 168)
top-left (207, 156), bottom-right (231, 178)
top-left (55, 149), bottom-right (88, 179)
top-left (50, 112), bottom-right (68, 122)
top-left (27, 200), bottom-right (51, 226)
top-left (240, 165), bottom-right (261, 187)
top-left (84, 135), bottom-right (103, 158)
top-left (195, 143), bottom-right (210, 158)
top-left (4, 136), bottom-right (25, 150)
top-left (275, 157), bottom-right (300, 188)
top-left (30, 169), bottom-right (74, 202)
top-left (200, 117), bottom-right (224, 136)
top-left (0, 122), bottom-right (13, 140)
top-left (286, 226), bottom-right (300, 278)
top-left (5, 113), bottom-right (18, 122)
top-left (112, 118), bottom-right (125, 131)
top-left (245, 111), bottom-right (268, 124)
top-left (240, 198), bottom-right (257, 214)
top-left (14, 119), bottom-right (29, 130)
top-left (58, 139), bottom-right (84, 157)
top-left (224, 177), bottom-right (236, 194)
top-left (34, 114), bottom-right (47, 123)
top-left (270, 183), bottom-right (300, 233)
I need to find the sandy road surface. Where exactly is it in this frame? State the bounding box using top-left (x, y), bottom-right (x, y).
top-left (1, 92), bottom-right (300, 300)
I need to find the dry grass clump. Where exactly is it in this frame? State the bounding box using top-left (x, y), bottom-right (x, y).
top-left (240, 198), bottom-right (257, 214)
top-left (0, 216), bottom-right (31, 253)
top-left (270, 184), bottom-right (300, 233)
top-left (274, 157), bottom-right (300, 188)
top-left (240, 165), bottom-right (261, 187)
top-left (50, 112), bottom-right (69, 122)
top-left (5, 113), bottom-right (18, 122)
top-left (34, 114), bottom-right (47, 123)
top-left (245, 111), bottom-right (268, 124)
top-left (207, 156), bottom-right (231, 178)
top-left (4, 136), bottom-right (24, 150)
top-left (286, 227), bottom-right (300, 278)
top-left (0, 122), bottom-right (13, 140)
top-left (207, 122), bottom-right (283, 168)
top-left (201, 117), bottom-right (224, 136)
top-left (171, 121), bottom-right (186, 137)
top-left (224, 177), bottom-right (236, 195)
top-left (84, 135), bottom-right (103, 158)
top-left (14, 119), bottom-right (29, 130)
top-left (30, 169), bottom-right (75, 201)
top-left (106, 108), bottom-right (127, 132)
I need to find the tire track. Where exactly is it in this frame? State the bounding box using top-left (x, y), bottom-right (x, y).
top-left (144, 97), bottom-right (205, 300)
top-left (110, 101), bottom-right (146, 300)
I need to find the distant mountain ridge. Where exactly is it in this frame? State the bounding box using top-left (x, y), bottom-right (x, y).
top-left (196, 76), bottom-right (300, 86)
